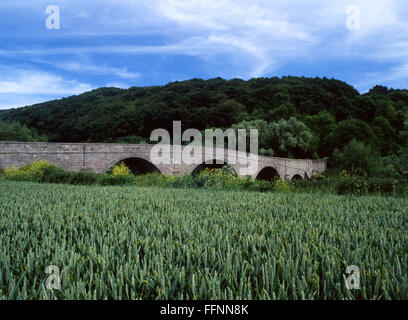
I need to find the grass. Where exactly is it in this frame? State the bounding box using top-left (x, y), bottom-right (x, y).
top-left (0, 180), bottom-right (407, 300)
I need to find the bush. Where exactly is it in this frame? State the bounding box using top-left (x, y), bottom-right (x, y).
top-left (291, 176), bottom-right (338, 194)
top-left (111, 162), bottom-right (131, 176)
top-left (331, 139), bottom-right (380, 176)
top-left (310, 174), bottom-right (326, 181)
top-left (273, 179), bottom-right (294, 193)
top-left (38, 165), bottom-right (69, 183)
top-left (3, 160), bottom-right (59, 182)
top-left (132, 173), bottom-right (173, 187)
top-left (336, 176), bottom-right (407, 196)
top-left (252, 179), bottom-right (274, 192)
top-left (68, 171), bottom-right (99, 185)
top-left (336, 176), bottom-right (368, 195)
top-left (99, 174), bottom-right (135, 186)
top-left (0, 120), bottom-right (48, 142)
top-left (3, 161), bottom-right (406, 196)
top-left (2, 161), bottom-right (102, 186)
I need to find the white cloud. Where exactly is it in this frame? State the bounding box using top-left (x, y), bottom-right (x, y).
top-left (55, 62), bottom-right (141, 79)
top-left (0, 66), bottom-right (94, 109)
top-left (157, 0), bottom-right (312, 40)
top-left (0, 95), bottom-right (52, 110)
top-left (354, 62), bottom-right (408, 92)
top-left (0, 0), bottom-right (318, 78)
top-left (2, 0), bottom-right (408, 96)
top-left (154, 0), bottom-right (316, 76)
top-left (0, 67), bottom-right (93, 95)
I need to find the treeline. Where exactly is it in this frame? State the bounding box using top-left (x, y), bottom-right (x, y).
top-left (0, 76), bottom-right (407, 177)
top-left (0, 121), bottom-right (47, 142)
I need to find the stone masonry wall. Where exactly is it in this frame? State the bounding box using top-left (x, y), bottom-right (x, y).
top-left (0, 141), bottom-right (327, 180)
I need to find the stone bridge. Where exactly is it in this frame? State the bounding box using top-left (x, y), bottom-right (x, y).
top-left (0, 141), bottom-right (326, 180)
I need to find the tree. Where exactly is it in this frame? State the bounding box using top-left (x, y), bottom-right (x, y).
top-left (304, 111), bottom-right (337, 157)
top-left (332, 118), bottom-right (379, 152)
top-left (371, 116), bottom-right (397, 155)
top-left (266, 103), bottom-right (297, 122)
top-left (367, 85), bottom-right (388, 96)
top-left (114, 135), bottom-right (147, 144)
top-left (331, 139), bottom-right (379, 176)
top-left (0, 121), bottom-right (48, 142)
top-left (401, 115), bottom-right (408, 149)
top-left (0, 76), bottom-right (405, 174)
top-left (231, 119), bottom-right (272, 151)
top-left (350, 96), bottom-right (377, 122)
top-left (397, 114), bottom-right (408, 176)
top-left (212, 99), bottom-right (247, 126)
top-left (268, 117), bottom-right (316, 158)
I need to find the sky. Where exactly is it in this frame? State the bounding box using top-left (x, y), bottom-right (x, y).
top-left (0, 0), bottom-right (408, 109)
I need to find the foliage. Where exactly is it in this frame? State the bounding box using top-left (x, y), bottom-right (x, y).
top-left (3, 160), bottom-right (58, 182)
top-left (268, 117), bottom-right (316, 158)
top-left (1, 161), bottom-right (127, 186)
top-left (232, 117), bottom-right (316, 158)
top-left (98, 174), bottom-right (135, 186)
top-left (259, 148), bottom-right (274, 156)
top-left (273, 179), bottom-right (294, 193)
top-left (1, 162), bottom-right (276, 193)
top-left (304, 111), bottom-right (336, 157)
top-left (331, 118), bottom-right (380, 153)
top-left (401, 115), bottom-right (408, 149)
top-left (111, 162), bottom-right (132, 176)
top-left (1, 181), bottom-right (407, 299)
top-left (67, 170), bottom-right (99, 185)
top-left (331, 139), bottom-right (380, 176)
top-left (336, 176), bottom-right (407, 196)
top-left (395, 114), bottom-right (408, 177)
top-left (1, 76), bottom-right (406, 166)
top-left (114, 135), bottom-right (147, 144)
top-left (0, 120), bottom-right (48, 142)
top-left (231, 119), bottom-right (273, 151)
top-left (2, 160), bottom-right (406, 196)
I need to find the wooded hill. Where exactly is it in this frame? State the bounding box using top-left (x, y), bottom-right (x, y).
top-left (1, 77), bottom-right (407, 174)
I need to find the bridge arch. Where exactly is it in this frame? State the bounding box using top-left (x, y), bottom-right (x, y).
top-left (255, 167), bottom-right (281, 181)
top-left (107, 157), bottom-right (161, 175)
top-left (291, 174), bottom-right (303, 180)
top-left (191, 158), bottom-right (238, 176)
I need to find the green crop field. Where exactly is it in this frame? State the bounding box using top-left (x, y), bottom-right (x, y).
top-left (0, 180), bottom-right (407, 300)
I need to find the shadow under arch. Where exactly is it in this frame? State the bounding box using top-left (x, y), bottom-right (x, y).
top-left (291, 174), bottom-right (303, 181)
top-left (110, 158), bottom-right (161, 175)
top-left (191, 160), bottom-right (237, 176)
top-left (256, 167), bottom-right (281, 181)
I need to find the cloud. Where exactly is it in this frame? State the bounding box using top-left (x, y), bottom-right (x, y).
top-left (0, 67), bottom-right (93, 95)
top-left (2, 0), bottom-right (408, 106)
top-left (154, 0), bottom-right (316, 76)
top-left (354, 62), bottom-right (408, 93)
top-left (152, 0), bottom-right (408, 81)
top-left (0, 95), bottom-right (53, 110)
top-left (54, 62), bottom-right (141, 79)
top-left (0, 66), bottom-right (94, 109)
top-left (0, 0), bottom-right (317, 78)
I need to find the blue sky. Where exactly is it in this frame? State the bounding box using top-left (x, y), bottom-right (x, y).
top-left (1, 0), bottom-right (408, 109)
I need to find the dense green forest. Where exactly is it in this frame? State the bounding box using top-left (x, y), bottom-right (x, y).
top-left (1, 76), bottom-right (407, 177)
